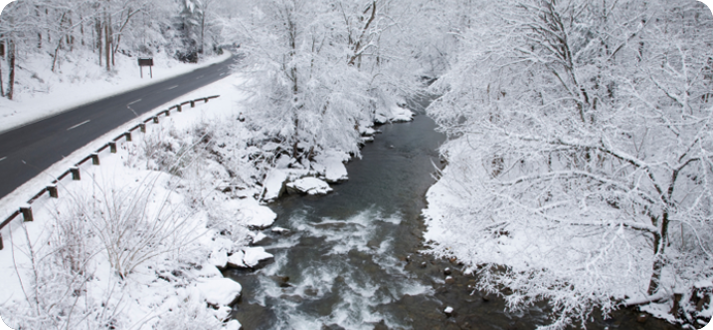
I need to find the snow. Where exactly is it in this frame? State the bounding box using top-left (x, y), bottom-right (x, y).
top-left (286, 177), bottom-right (333, 195)
top-left (0, 51), bottom-right (231, 134)
top-left (227, 251), bottom-right (247, 268)
top-left (210, 250), bottom-right (229, 268)
top-left (315, 151), bottom-right (349, 183)
top-left (224, 320), bottom-right (243, 330)
top-left (197, 278), bottom-right (242, 306)
top-left (444, 306), bottom-right (454, 314)
top-left (242, 247), bottom-right (274, 268)
top-left (218, 198), bottom-right (277, 229)
top-left (263, 169), bottom-right (289, 201)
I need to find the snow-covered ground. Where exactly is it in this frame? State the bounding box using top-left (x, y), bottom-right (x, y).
top-left (0, 49), bottom-right (231, 134)
top-left (0, 62), bottom-right (414, 329)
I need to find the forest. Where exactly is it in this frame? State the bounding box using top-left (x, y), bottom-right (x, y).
top-left (0, 0), bottom-right (712, 329)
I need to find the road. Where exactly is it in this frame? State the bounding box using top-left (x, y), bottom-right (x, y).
top-left (0, 54), bottom-right (242, 200)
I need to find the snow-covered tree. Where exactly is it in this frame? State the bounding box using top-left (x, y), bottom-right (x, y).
top-left (426, 0), bottom-right (713, 328)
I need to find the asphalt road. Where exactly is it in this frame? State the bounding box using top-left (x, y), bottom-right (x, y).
top-left (0, 54), bottom-right (242, 200)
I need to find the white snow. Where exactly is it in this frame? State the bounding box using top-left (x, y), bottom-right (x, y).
top-left (444, 306), bottom-right (454, 314)
top-left (263, 169), bottom-right (289, 201)
top-left (210, 250), bottom-right (229, 268)
top-left (315, 151), bottom-right (349, 183)
top-left (224, 320), bottom-right (243, 330)
top-left (197, 278), bottom-right (242, 306)
top-left (218, 198), bottom-right (277, 229)
top-left (242, 247), bottom-right (274, 268)
top-left (286, 177), bottom-right (333, 195)
top-left (227, 251), bottom-right (247, 268)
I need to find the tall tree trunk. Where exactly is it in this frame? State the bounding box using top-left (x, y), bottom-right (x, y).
top-left (200, 13), bottom-right (205, 54)
top-left (96, 18), bottom-right (102, 66)
top-left (105, 21), bottom-right (111, 71)
top-left (0, 54), bottom-right (4, 98)
top-left (7, 39), bottom-right (15, 100)
top-left (648, 211), bottom-right (670, 295)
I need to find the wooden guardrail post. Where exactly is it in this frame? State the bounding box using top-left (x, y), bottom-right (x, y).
top-left (153, 116), bottom-right (159, 124)
top-left (177, 104), bottom-right (182, 112)
top-left (109, 142), bottom-right (117, 153)
top-left (21, 206), bottom-right (33, 222)
top-left (139, 123), bottom-right (146, 133)
top-left (164, 109), bottom-right (171, 117)
top-left (91, 153), bottom-right (100, 165)
top-left (125, 131), bottom-right (132, 142)
top-left (47, 184), bottom-right (58, 198)
top-left (190, 100), bottom-right (195, 108)
top-left (0, 233), bottom-right (4, 250)
top-left (70, 167), bottom-right (81, 180)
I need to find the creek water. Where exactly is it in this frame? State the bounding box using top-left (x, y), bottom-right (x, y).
top-left (226, 102), bottom-right (682, 330)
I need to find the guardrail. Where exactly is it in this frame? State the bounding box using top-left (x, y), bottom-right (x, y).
top-left (0, 95), bottom-right (220, 250)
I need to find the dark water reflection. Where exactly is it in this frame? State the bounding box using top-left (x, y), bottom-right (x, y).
top-left (227, 101), bottom-right (681, 330)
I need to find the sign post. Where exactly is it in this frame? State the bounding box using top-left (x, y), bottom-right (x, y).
top-left (138, 58), bottom-right (154, 78)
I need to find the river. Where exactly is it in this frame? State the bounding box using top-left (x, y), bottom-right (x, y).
top-left (226, 101), bottom-right (682, 330)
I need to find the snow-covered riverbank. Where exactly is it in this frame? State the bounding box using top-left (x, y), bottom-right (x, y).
top-left (0, 69), bottom-right (415, 329)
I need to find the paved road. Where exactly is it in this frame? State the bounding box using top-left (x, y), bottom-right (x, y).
top-left (0, 54), bottom-right (242, 200)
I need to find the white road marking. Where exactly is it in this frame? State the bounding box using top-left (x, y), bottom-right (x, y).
top-left (127, 98), bottom-right (142, 106)
top-left (0, 156), bottom-right (6, 162)
top-left (166, 85), bottom-right (179, 90)
top-left (195, 75), bottom-right (204, 80)
top-left (67, 120), bottom-right (91, 131)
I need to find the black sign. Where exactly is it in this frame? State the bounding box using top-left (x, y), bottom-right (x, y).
top-left (138, 58), bottom-right (154, 66)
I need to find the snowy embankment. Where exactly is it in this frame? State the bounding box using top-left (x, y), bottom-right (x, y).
top-left (422, 138), bottom-right (713, 329)
top-left (0, 50), bottom-right (231, 134)
top-left (0, 68), bottom-right (414, 329)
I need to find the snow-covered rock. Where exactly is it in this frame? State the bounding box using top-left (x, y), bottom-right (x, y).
top-left (197, 278), bottom-right (242, 306)
top-left (210, 250), bottom-right (228, 268)
top-left (225, 319), bottom-right (242, 330)
top-left (263, 169), bottom-right (289, 201)
top-left (243, 247), bottom-right (274, 268)
top-left (272, 226), bottom-right (290, 234)
top-left (389, 106), bottom-right (414, 122)
top-left (227, 251), bottom-right (247, 268)
top-left (286, 177), bottom-right (333, 195)
top-left (315, 152), bottom-right (348, 183)
top-left (221, 198), bottom-right (277, 228)
top-left (250, 231), bottom-right (267, 244)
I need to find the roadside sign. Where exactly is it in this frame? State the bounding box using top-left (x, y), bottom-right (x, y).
top-left (138, 58), bottom-right (154, 78)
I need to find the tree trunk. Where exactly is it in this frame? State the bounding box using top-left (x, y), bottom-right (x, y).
top-left (7, 39), bottom-right (15, 100)
top-left (648, 211), bottom-right (670, 295)
top-left (200, 13), bottom-right (205, 54)
top-left (96, 18), bottom-right (102, 66)
top-left (0, 54), bottom-right (4, 97)
top-left (105, 22), bottom-right (111, 71)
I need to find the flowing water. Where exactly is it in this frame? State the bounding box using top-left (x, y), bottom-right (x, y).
top-left (227, 102), bottom-right (682, 330)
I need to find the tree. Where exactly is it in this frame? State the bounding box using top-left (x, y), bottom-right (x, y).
top-left (426, 0), bottom-right (713, 328)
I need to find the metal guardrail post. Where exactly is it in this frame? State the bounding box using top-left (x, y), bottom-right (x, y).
top-left (48, 185), bottom-right (58, 198)
top-left (21, 206), bottom-right (33, 222)
top-left (70, 167), bottom-right (81, 180)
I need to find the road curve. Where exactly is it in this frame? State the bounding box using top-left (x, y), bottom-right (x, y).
top-left (0, 54), bottom-right (242, 200)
